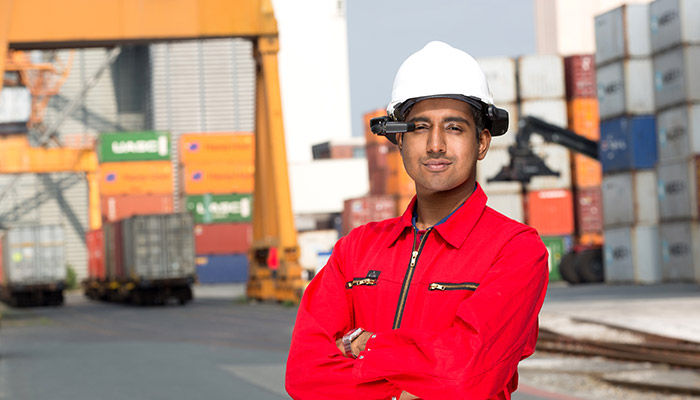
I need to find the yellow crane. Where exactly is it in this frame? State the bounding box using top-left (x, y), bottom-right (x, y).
top-left (0, 0), bottom-right (303, 302)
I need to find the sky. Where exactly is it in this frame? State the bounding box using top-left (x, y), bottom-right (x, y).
top-left (346, 0), bottom-right (537, 137)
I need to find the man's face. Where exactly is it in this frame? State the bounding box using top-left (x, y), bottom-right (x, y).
top-left (398, 98), bottom-right (491, 196)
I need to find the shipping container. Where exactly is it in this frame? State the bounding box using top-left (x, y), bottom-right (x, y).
top-left (652, 45), bottom-right (700, 110)
top-left (182, 162), bottom-right (254, 195)
top-left (195, 254), bottom-right (248, 284)
top-left (518, 55), bottom-right (565, 99)
top-left (594, 4), bottom-right (652, 65)
top-left (572, 153), bottom-right (602, 187)
top-left (98, 131), bottom-right (170, 162)
top-left (656, 103), bottom-right (700, 162)
top-left (657, 156), bottom-right (700, 220)
top-left (366, 143), bottom-right (393, 174)
top-left (193, 223), bottom-right (252, 255)
top-left (567, 98), bottom-right (600, 140)
top-left (120, 213), bottom-right (196, 280)
top-left (649, 0), bottom-right (700, 53)
top-left (102, 221), bottom-right (124, 280)
top-left (541, 235), bottom-right (574, 282)
top-left (575, 186), bottom-right (603, 234)
top-left (564, 55), bottom-right (597, 99)
top-left (604, 225), bottom-right (661, 283)
top-left (602, 171), bottom-right (660, 227)
top-left (298, 230), bottom-right (339, 273)
top-left (599, 115), bottom-right (657, 172)
top-left (185, 193), bottom-right (252, 224)
top-left (86, 229), bottom-right (105, 280)
top-left (485, 191), bottom-right (524, 223)
top-left (364, 109), bottom-right (388, 146)
top-left (527, 144), bottom-right (573, 191)
top-left (0, 225), bottom-right (65, 286)
top-left (342, 196), bottom-right (397, 235)
top-left (478, 147), bottom-right (522, 194)
top-left (101, 194), bottom-right (174, 223)
top-left (0, 87), bottom-right (31, 123)
top-left (369, 168), bottom-right (390, 196)
top-left (596, 59), bottom-right (655, 120)
top-left (99, 161), bottom-right (173, 196)
top-left (179, 132), bottom-right (254, 164)
top-left (387, 151), bottom-right (414, 196)
top-left (0, 146), bottom-right (97, 174)
top-left (527, 189), bottom-right (575, 236)
top-left (520, 100), bottom-right (568, 136)
top-left (659, 220), bottom-right (700, 282)
top-left (476, 57), bottom-right (517, 103)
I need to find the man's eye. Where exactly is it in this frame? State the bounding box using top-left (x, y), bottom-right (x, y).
top-left (414, 125), bottom-right (429, 131)
top-left (447, 125), bottom-right (463, 132)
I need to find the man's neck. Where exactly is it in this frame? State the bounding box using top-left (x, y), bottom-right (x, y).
top-left (413, 180), bottom-right (476, 230)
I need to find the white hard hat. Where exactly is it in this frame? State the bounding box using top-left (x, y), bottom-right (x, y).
top-left (385, 41), bottom-right (508, 141)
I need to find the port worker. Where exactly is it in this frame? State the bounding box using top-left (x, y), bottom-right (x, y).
top-left (286, 41), bottom-right (549, 399)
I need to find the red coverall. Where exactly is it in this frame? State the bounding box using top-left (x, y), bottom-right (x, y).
top-left (286, 184), bottom-right (549, 399)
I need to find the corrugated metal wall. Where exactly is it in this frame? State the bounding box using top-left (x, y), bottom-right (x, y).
top-left (0, 173), bottom-right (89, 279)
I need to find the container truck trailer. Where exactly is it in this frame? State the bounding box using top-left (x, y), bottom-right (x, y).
top-left (0, 225), bottom-right (66, 307)
top-left (83, 213), bottom-right (196, 305)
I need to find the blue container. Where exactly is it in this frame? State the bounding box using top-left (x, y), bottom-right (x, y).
top-left (195, 254), bottom-right (248, 284)
top-left (599, 115), bottom-right (657, 173)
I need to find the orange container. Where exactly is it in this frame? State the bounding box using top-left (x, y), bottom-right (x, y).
top-left (364, 109), bottom-right (388, 146)
top-left (99, 161), bottom-right (173, 195)
top-left (527, 189), bottom-right (575, 236)
top-left (572, 153), bottom-right (602, 187)
top-left (567, 98), bottom-right (599, 140)
top-left (182, 162), bottom-right (254, 194)
top-left (0, 145), bottom-right (97, 173)
top-left (179, 133), bottom-right (254, 164)
top-left (101, 194), bottom-right (174, 222)
top-left (386, 151), bottom-right (415, 196)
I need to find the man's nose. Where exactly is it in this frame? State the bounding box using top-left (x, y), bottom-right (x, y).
top-left (427, 126), bottom-right (446, 154)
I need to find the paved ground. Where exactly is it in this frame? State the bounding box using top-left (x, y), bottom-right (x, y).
top-left (0, 282), bottom-right (698, 399)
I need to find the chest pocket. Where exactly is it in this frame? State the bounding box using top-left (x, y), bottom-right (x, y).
top-left (428, 282), bottom-right (479, 291)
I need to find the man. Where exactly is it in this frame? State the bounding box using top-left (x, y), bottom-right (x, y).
top-left (286, 41), bottom-right (549, 399)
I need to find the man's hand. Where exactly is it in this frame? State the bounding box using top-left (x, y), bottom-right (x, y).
top-left (336, 330), bottom-right (374, 358)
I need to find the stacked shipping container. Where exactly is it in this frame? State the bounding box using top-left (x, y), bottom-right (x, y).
top-left (179, 133), bottom-right (254, 283)
top-left (595, 3), bottom-right (661, 283)
top-left (650, 0), bottom-right (700, 282)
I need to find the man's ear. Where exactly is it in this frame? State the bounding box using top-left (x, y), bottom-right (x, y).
top-left (477, 129), bottom-right (491, 161)
top-left (396, 132), bottom-right (403, 151)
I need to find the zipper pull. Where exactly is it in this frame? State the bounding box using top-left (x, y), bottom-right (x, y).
top-left (429, 283), bottom-right (446, 291)
top-left (409, 251), bottom-right (419, 267)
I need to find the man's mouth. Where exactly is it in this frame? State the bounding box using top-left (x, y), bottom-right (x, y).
top-left (423, 159), bottom-right (452, 171)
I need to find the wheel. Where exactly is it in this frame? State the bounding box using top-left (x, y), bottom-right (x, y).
top-left (574, 248), bottom-right (604, 283)
top-left (559, 251), bottom-right (580, 284)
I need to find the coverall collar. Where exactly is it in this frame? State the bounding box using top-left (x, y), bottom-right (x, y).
top-left (388, 183), bottom-right (488, 249)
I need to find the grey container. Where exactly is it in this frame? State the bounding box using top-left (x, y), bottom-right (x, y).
top-left (604, 225), bottom-right (661, 283)
top-left (656, 103), bottom-right (700, 162)
top-left (476, 57), bottom-right (517, 103)
top-left (120, 213), bottom-right (195, 280)
top-left (659, 220), bottom-right (700, 281)
top-left (653, 45), bottom-right (700, 111)
top-left (595, 4), bottom-right (652, 66)
top-left (602, 171), bottom-right (659, 227)
top-left (0, 225), bottom-right (65, 286)
top-left (596, 59), bottom-right (656, 120)
top-left (657, 158), bottom-right (699, 220)
top-left (517, 55), bottom-right (565, 100)
top-left (650, 0), bottom-right (700, 54)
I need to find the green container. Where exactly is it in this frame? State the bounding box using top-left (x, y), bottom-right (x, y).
top-left (186, 194), bottom-right (253, 224)
top-left (541, 235), bottom-right (573, 282)
top-left (98, 131), bottom-right (171, 162)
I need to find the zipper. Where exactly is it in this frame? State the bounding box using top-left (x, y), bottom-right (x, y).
top-left (345, 278), bottom-right (377, 288)
top-left (429, 282), bottom-right (479, 291)
top-left (392, 228), bottom-right (431, 329)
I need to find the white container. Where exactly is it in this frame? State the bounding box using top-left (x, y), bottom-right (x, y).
top-left (489, 103), bottom-right (519, 149)
top-left (518, 55), bottom-right (565, 100)
top-left (650, 0), bottom-right (700, 53)
top-left (653, 45), bottom-right (700, 111)
top-left (297, 230), bottom-right (339, 273)
top-left (656, 103), bottom-right (700, 162)
top-left (527, 144), bottom-right (572, 191)
top-left (485, 191), bottom-right (524, 223)
top-left (477, 57), bottom-right (517, 103)
top-left (604, 225), bottom-right (661, 283)
top-left (0, 87), bottom-right (31, 124)
top-left (635, 170), bottom-right (660, 225)
top-left (659, 220), bottom-right (700, 282)
top-left (520, 99), bottom-right (568, 146)
top-left (0, 225), bottom-right (66, 286)
top-left (602, 173), bottom-right (634, 227)
top-left (596, 59), bottom-right (656, 120)
top-left (657, 158), bottom-right (699, 220)
top-left (478, 147), bottom-right (521, 194)
top-left (594, 4), bottom-right (652, 66)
